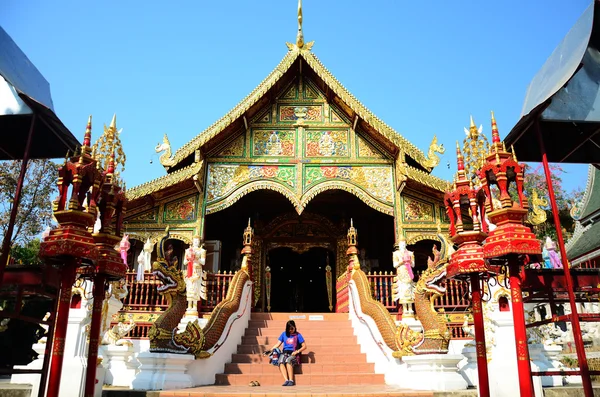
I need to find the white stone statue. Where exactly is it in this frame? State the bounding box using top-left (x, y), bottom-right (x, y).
top-left (136, 238), bottom-right (153, 282)
top-left (392, 237), bottom-right (416, 316)
top-left (183, 236), bottom-right (207, 316)
top-left (101, 320), bottom-right (136, 346)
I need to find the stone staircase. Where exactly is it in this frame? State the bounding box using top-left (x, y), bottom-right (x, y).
top-left (215, 312), bottom-right (385, 386)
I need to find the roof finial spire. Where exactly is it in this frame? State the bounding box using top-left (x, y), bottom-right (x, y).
top-left (296, 0), bottom-right (304, 48)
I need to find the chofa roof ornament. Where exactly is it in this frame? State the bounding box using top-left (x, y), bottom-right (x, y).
top-left (286, 0), bottom-right (314, 51)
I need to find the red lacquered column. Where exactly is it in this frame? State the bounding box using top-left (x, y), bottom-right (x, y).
top-left (46, 262), bottom-right (76, 397)
top-left (470, 273), bottom-right (490, 397)
top-left (508, 260), bottom-right (533, 397)
top-left (84, 274), bottom-right (107, 397)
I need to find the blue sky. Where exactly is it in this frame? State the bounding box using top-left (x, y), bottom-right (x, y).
top-left (0, 0), bottom-right (592, 193)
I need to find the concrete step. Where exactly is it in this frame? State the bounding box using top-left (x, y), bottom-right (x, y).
top-left (214, 372), bottom-right (385, 386)
top-left (247, 319), bottom-right (352, 329)
top-left (241, 335), bottom-right (357, 345)
top-left (244, 327), bottom-right (355, 337)
top-left (230, 352), bottom-right (369, 364)
top-left (223, 362), bottom-right (375, 375)
top-left (250, 313), bottom-right (349, 321)
top-left (236, 344), bottom-right (363, 355)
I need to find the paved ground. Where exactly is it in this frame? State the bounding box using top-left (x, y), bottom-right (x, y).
top-left (102, 385), bottom-right (478, 397)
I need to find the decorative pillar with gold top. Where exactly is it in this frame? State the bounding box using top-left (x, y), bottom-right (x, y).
top-left (39, 116), bottom-right (103, 397)
top-left (444, 137), bottom-right (490, 397)
top-left (79, 116), bottom-right (128, 397)
top-left (477, 113), bottom-right (541, 397)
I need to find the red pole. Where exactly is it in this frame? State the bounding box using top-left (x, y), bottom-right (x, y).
top-left (535, 121), bottom-right (593, 396)
top-left (84, 274), bottom-right (107, 397)
top-left (46, 261), bottom-right (76, 397)
top-left (0, 114), bottom-right (36, 286)
top-left (469, 273), bottom-right (490, 397)
top-left (508, 259), bottom-right (534, 397)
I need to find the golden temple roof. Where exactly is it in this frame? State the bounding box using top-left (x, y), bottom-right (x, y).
top-left (126, 160), bottom-right (202, 201)
top-left (169, 47), bottom-right (431, 170)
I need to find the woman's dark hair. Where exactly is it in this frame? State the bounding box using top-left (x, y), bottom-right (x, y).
top-left (285, 320), bottom-right (297, 337)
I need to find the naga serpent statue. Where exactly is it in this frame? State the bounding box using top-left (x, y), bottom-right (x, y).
top-left (527, 189), bottom-right (548, 226)
top-left (155, 134), bottom-right (176, 168)
top-left (350, 243), bottom-right (450, 358)
top-left (148, 228), bottom-right (250, 358)
top-left (422, 135), bottom-right (446, 168)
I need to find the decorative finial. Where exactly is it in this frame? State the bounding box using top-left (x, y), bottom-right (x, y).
top-left (491, 111), bottom-right (501, 144)
top-left (296, 0), bottom-right (304, 49)
top-left (456, 141), bottom-right (465, 172)
top-left (107, 146), bottom-right (116, 175)
top-left (468, 115), bottom-right (479, 139)
top-left (83, 115), bottom-right (92, 148)
top-left (110, 114), bottom-right (117, 131)
top-left (512, 145), bottom-right (518, 162)
top-left (243, 218), bottom-right (253, 247)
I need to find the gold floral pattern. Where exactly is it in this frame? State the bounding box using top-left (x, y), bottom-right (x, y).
top-left (403, 196), bottom-right (434, 222)
top-left (206, 164), bottom-right (296, 203)
top-left (252, 130), bottom-right (295, 157)
top-left (305, 130), bottom-right (349, 157)
top-left (164, 196), bottom-right (197, 221)
top-left (304, 166), bottom-right (393, 204)
top-left (357, 135), bottom-right (384, 158)
top-left (279, 105), bottom-right (322, 122)
top-left (218, 135), bottom-right (245, 157)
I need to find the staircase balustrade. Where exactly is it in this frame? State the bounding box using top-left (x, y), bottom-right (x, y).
top-left (115, 270), bottom-right (474, 339)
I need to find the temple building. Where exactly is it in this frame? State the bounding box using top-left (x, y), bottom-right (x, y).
top-left (567, 166), bottom-right (600, 267)
top-left (124, 10), bottom-right (450, 314)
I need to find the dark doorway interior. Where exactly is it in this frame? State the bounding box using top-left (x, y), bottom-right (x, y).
top-left (269, 247), bottom-right (332, 313)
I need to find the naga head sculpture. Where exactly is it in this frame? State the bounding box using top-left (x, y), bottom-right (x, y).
top-left (152, 227), bottom-right (185, 297)
top-left (416, 245), bottom-right (448, 299)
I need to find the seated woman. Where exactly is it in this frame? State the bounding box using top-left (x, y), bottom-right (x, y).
top-left (264, 320), bottom-right (307, 386)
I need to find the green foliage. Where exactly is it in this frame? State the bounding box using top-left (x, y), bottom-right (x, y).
top-left (523, 163), bottom-right (584, 241)
top-left (0, 159), bottom-right (58, 250)
top-left (9, 239), bottom-right (42, 265)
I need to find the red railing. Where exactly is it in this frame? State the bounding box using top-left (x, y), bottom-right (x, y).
top-left (365, 272), bottom-right (471, 312)
top-left (122, 271), bottom-right (235, 313)
top-left (117, 270), bottom-right (472, 339)
top-left (577, 259), bottom-right (599, 269)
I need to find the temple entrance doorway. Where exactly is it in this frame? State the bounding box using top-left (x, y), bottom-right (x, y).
top-left (268, 247), bottom-right (333, 313)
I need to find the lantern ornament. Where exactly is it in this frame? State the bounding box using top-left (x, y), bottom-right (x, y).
top-left (445, 141), bottom-right (489, 278)
top-left (242, 218), bottom-right (253, 255)
top-left (346, 218), bottom-right (358, 256)
top-left (477, 112), bottom-right (541, 397)
top-left (444, 125), bottom-right (492, 397)
top-left (477, 112), bottom-right (541, 259)
top-left (40, 116), bottom-right (101, 264)
top-left (81, 146), bottom-right (128, 281)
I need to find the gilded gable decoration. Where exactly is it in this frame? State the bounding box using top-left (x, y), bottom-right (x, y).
top-left (281, 80), bottom-right (298, 100)
top-left (357, 135), bottom-right (385, 159)
top-left (129, 209), bottom-right (159, 223)
top-left (303, 80), bottom-right (323, 100)
top-left (278, 105), bottom-right (323, 123)
top-left (252, 129), bottom-right (296, 157)
top-left (217, 134), bottom-right (246, 157)
top-left (164, 195), bottom-right (198, 222)
top-left (303, 165), bottom-right (393, 205)
top-left (305, 129), bottom-right (349, 157)
top-left (330, 108), bottom-right (347, 124)
top-left (206, 164), bottom-right (296, 204)
top-left (301, 181), bottom-right (393, 216)
top-left (402, 195), bottom-right (435, 222)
